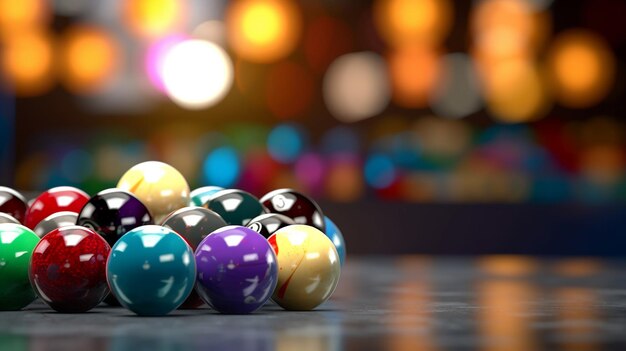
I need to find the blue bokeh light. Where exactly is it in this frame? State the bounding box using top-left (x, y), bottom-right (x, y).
top-left (267, 124), bottom-right (304, 163)
top-left (364, 153), bottom-right (396, 189)
top-left (203, 146), bottom-right (240, 187)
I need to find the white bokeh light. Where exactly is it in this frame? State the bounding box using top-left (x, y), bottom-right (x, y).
top-left (162, 39), bottom-right (233, 110)
top-left (323, 52), bottom-right (390, 123)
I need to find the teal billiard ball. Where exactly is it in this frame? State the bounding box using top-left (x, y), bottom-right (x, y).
top-left (106, 225), bottom-right (196, 316)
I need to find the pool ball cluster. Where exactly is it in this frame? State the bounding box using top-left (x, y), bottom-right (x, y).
top-left (0, 161), bottom-right (346, 316)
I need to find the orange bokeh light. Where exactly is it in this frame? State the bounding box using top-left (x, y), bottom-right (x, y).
top-left (388, 44), bottom-right (441, 108)
top-left (547, 29), bottom-right (616, 108)
top-left (483, 59), bottom-right (551, 123)
top-left (0, 0), bottom-right (49, 36)
top-left (227, 0), bottom-right (302, 63)
top-left (1, 29), bottom-right (55, 96)
top-left (374, 0), bottom-right (453, 47)
top-left (471, 0), bottom-right (550, 61)
top-left (123, 0), bottom-right (184, 38)
top-left (59, 26), bottom-right (119, 94)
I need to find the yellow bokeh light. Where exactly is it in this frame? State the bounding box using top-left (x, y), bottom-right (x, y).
top-left (547, 29), bottom-right (615, 108)
top-left (123, 0), bottom-right (183, 38)
top-left (388, 44), bottom-right (441, 108)
top-left (374, 0), bottom-right (453, 47)
top-left (59, 26), bottom-right (119, 94)
top-left (484, 59), bottom-right (550, 123)
top-left (0, 0), bottom-right (49, 36)
top-left (0, 29), bottom-right (55, 96)
top-left (227, 0), bottom-right (302, 63)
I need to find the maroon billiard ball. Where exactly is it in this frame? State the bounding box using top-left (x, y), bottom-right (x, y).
top-left (0, 186), bottom-right (28, 224)
top-left (29, 226), bottom-right (111, 313)
top-left (24, 186), bottom-right (89, 229)
top-left (260, 189), bottom-right (326, 232)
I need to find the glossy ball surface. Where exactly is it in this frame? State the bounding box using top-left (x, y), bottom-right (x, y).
top-left (269, 225), bottom-right (340, 310)
top-left (161, 207), bottom-right (226, 249)
top-left (0, 187), bottom-right (28, 224)
top-left (247, 213), bottom-right (295, 239)
top-left (189, 186), bottom-right (224, 206)
top-left (117, 161), bottom-right (190, 223)
top-left (324, 216), bottom-right (346, 266)
top-left (24, 186), bottom-right (89, 229)
top-left (29, 226), bottom-right (111, 312)
top-left (33, 211), bottom-right (78, 238)
top-left (0, 223), bottom-right (39, 310)
top-left (161, 206), bottom-right (227, 308)
top-left (260, 189), bottom-right (325, 232)
top-left (106, 225), bottom-right (196, 316)
top-left (203, 189), bottom-right (265, 226)
top-left (77, 189), bottom-right (153, 247)
top-left (195, 226), bottom-right (278, 314)
top-left (0, 212), bottom-right (20, 224)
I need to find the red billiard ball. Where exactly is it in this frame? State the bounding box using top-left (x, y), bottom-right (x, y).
top-left (29, 226), bottom-right (111, 313)
top-left (0, 186), bottom-right (28, 224)
top-left (24, 186), bottom-right (89, 229)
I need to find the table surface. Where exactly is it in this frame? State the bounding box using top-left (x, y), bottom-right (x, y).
top-left (2, 256), bottom-right (626, 351)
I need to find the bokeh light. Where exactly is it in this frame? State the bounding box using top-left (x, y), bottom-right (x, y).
top-left (265, 61), bottom-right (314, 119)
top-left (267, 124), bottom-right (305, 164)
top-left (0, 29), bottom-right (55, 96)
top-left (484, 59), bottom-right (550, 123)
top-left (145, 34), bottom-right (187, 92)
top-left (388, 44), bottom-right (442, 108)
top-left (373, 0), bottom-right (453, 47)
top-left (364, 153), bottom-right (397, 189)
top-left (547, 29), bottom-right (616, 108)
top-left (58, 25), bottom-right (119, 94)
top-left (203, 146), bottom-right (240, 187)
top-left (0, 0), bottom-right (49, 36)
top-left (325, 156), bottom-right (364, 202)
top-left (294, 153), bottom-right (325, 194)
top-left (162, 39), bottom-right (234, 109)
top-left (323, 52), bottom-right (390, 123)
top-left (226, 0), bottom-right (302, 63)
top-left (429, 54), bottom-right (482, 119)
top-left (471, 0), bottom-right (539, 61)
top-left (192, 20), bottom-right (226, 45)
top-left (123, 0), bottom-right (184, 38)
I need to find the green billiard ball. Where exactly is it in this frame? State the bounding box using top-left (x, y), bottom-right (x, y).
top-left (0, 223), bottom-right (39, 310)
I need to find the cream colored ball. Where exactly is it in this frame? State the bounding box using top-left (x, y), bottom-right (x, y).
top-left (117, 161), bottom-right (190, 223)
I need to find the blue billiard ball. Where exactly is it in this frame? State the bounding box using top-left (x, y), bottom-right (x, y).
top-left (106, 225), bottom-right (196, 316)
top-left (324, 216), bottom-right (346, 266)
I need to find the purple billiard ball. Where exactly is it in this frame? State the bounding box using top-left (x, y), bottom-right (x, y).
top-left (195, 226), bottom-right (278, 314)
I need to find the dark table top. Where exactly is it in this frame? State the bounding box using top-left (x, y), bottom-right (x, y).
top-left (2, 256), bottom-right (626, 351)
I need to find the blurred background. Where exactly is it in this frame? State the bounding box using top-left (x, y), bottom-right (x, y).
top-left (0, 0), bottom-right (624, 254)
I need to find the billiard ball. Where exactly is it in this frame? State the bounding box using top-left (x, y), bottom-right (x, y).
top-left (29, 226), bottom-right (111, 312)
top-left (161, 207), bottom-right (227, 249)
top-left (268, 225), bottom-right (340, 310)
top-left (0, 212), bottom-right (20, 224)
top-left (323, 216), bottom-right (346, 266)
top-left (246, 213), bottom-right (295, 239)
top-left (117, 161), bottom-right (190, 223)
top-left (189, 186), bottom-right (224, 206)
top-left (33, 211), bottom-right (78, 238)
top-left (76, 189), bottom-right (153, 247)
top-left (24, 186), bottom-right (89, 229)
top-left (195, 226), bottom-right (278, 314)
top-left (106, 225), bottom-right (196, 316)
top-left (203, 189), bottom-right (265, 226)
top-left (0, 186), bottom-right (28, 224)
top-left (260, 189), bottom-right (325, 232)
top-left (0, 223), bottom-right (39, 310)
top-left (161, 206), bottom-right (227, 309)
